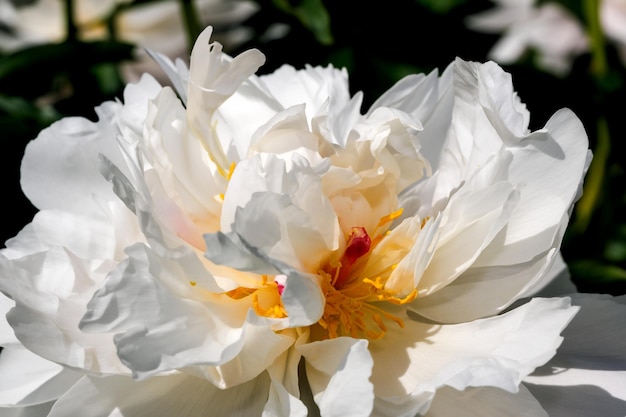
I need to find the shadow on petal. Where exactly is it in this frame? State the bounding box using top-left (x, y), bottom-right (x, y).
top-left (525, 383), bottom-right (626, 417)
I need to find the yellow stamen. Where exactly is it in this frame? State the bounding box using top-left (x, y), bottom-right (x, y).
top-left (317, 269), bottom-right (413, 340)
top-left (316, 208), bottom-right (422, 340)
top-left (227, 162), bottom-right (237, 180)
top-left (225, 286), bottom-right (256, 300)
top-left (253, 293), bottom-right (287, 318)
top-left (376, 208), bottom-right (403, 230)
top-left (225, 275), bottom-right (287, 319)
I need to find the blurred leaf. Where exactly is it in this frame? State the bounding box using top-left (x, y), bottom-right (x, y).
top-left (414, 0), bottom-right (468, 14)
top-left (604, 239), bottom-right (626, 263)
top-left (90, 62), bottom-right (125, 97)
top-left (0, 40), bottom-right (135, 98)
top-left (272, 0), bottom-right (333, 45)
top-left (0, 94), bottom-right (60, 141)
top-left (0, 94), bottom-right (60, 126)
top-left (569, 259), bottom-right (626, 283)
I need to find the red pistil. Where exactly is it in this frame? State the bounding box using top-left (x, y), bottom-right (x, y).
top-left (333, 227), bottom-right (371, 289)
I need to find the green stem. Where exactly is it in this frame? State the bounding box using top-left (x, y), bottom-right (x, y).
top-left (64, 0), bottom-right (78, 42)
top-left (584, 0), bottom-right (607, 78)
top-left (179, 0), bottom-right (202, 54)
top-left (570, 0), bottom-right (612, 234)
top-left (572, 116), bottom-right (610, 234)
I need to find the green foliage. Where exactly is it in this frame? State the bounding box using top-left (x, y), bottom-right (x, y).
top-left (0, 39), bottom-right (134, 140)
top-left (415, 0), bottom-right (469, 14)
top-left (271, 0), bottom-right (333, 45)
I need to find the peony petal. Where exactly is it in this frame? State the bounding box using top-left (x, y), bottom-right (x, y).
top-left (206, 227), bottom-right (326, 329)
top-left (523, 294), bottom-right (626, 416)
top-left (80, 243), bottom-right (295, 387)
top-left (186, 26), bottom-right (265, 176)
top-left (0, 344), bottom-right (82, 407)
top-left (370, 298), bottom-right (577, 400)
top-left (425, 384), bottom-right (548, 417)
top-left (219, 156), bottom-right (339, 273)
top-left (410, 247), bottom-right (559, 323)
top-left (142, 87), bottom-right (223, 233)
top-left (1, 247), bottom-right (127, 374)
top-left (47, 373), bottom-right (269, 417)
top-left (20, 75), bottom-right (161, 215)
top-left (472, 108), bottom-right (590, 267)
top-left (0, 402), bottom-right (54, 417)
top-left (299, 337), bottom-right (374, 417)
top-left (415, 180), bottom-right (519, 298)
top-left (260, 64), bottom-right (351, 124)
top-left (0, 292), bottom-right (17, 346)
top-left (263, 330), bottom-right (310, 417)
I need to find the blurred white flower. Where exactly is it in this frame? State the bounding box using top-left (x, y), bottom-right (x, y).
top-left (0, 0), bottom-right (258, 81)
top-left (466, 0), bottom-right (588, 75)
top-left (2, 25), bottom-right (624, 417)
top-left (601, 0), bottom-right (626, 64)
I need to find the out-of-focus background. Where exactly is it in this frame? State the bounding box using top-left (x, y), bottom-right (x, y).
top-left (1, 0), bottom-right (625, 295)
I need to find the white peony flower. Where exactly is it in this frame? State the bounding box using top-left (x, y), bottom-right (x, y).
top-left (2, 25), bottom-right (624, 417)
top-left (466, 0), bottom-right (589, 75)
top-left (467, 0), bottom-right (626, 75)
top-left (601, 0), bottom-right (626, 64)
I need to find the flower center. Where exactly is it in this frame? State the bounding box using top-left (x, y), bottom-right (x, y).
top-left (316, 209), bottom-right (417, 340)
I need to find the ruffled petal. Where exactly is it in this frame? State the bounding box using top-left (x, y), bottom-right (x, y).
top-left (186, 26), bottom-right (265, 176)
top-left (80, 243), bottom-right (292, 386)
top-left (0, 212), bottom-right (126, 373)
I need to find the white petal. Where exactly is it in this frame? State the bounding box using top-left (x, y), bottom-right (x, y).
top-left (80, 243), bottom-right (292, 386)
top-left (523, 294), bottom-right (626, 416)
top-left (221, 157), bottom-right (339, 273)
top-left (1, 247), bottom-right (126, 374)
top-left (425, 385), bottom-right (548, 417)
top-left (142, 87), bottom-right (223, 233)
top-left (206, 228), bottom-right (326, 329)
top-left (20, 75), bottom-right (161, 214)
top-left (0, 292), bottom-right (18, 346)
top-left (415, 180), bottom-right (519, 298)
top-left (0, 402), bottom-right (54, 417)
top-left (0, 344), bottom-right (82, 407)
top-left (411, 247), bottom-right (558, 323)
top-left (299, 338), bottom-right (374, 417)
top-left (187, 26), bottom-right (265, 175)
top-left (472, 108), bottom-right (589, 267)
top-left (261, 64), bottom-right (351, 123)
top-left (370, 298), bottom-right (577, 400)
top-left (47, 373), bottom-right (269, 417)
top-left (264, 331), bottom-right (310, 417)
